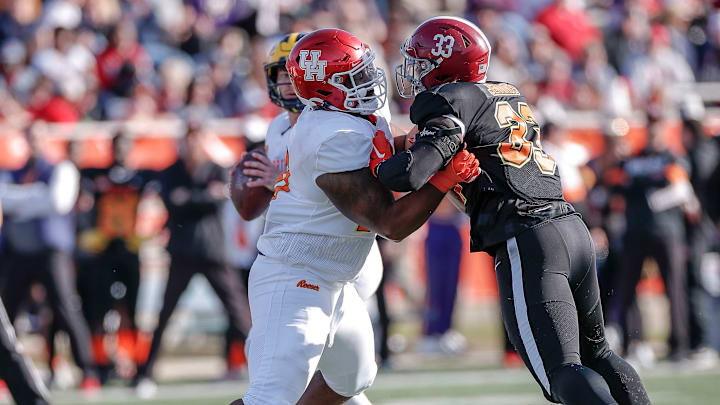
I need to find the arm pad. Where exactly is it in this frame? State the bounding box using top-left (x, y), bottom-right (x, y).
top-left (415, 124), bottom-right (463, 166)
top-left (376, 140), bottom-right (445, 192)
top-left (375, 116), bottom-right (464, 192)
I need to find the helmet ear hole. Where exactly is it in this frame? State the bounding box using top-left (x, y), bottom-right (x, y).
top-left (461, 35), bottom-right (471, 48)
top-left (317, 89), bottom-right (331, 96)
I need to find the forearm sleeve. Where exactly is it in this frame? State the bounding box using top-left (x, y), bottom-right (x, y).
top-left (376, 115), bottom-right (464, 192)
top-left (376, 142), bottom-right (445, 192)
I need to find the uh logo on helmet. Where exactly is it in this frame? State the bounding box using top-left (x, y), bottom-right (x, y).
top-left (396, 16), bottom-right (492, 98)
top-left (286, 28), bottom-right (387, 115)
top-left (298, 50), bottom-right (327, 81)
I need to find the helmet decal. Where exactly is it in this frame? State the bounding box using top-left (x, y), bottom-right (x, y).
top-left (431, 34), bottom-right (454, 60)
top-left (298, 50), bottom-right (327, 81)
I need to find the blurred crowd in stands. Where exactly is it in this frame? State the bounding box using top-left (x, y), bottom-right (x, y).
top-left (0, 0), bottom-right (720, 394)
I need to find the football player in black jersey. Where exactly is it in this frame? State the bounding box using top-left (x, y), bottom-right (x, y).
top-left (373, 16), bottom-right (651, 405)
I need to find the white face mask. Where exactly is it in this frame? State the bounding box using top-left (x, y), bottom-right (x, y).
top-left (327, 48), bottom-right (388, 115)
top-left (394, 39), bottom-right (435, 98)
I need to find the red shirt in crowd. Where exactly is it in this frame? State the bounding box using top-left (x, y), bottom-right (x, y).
top-left (96, 42), bottom-right (151, 89)
top-left (28, 96), bottom-right (80, 122)
top-left (536, 3), bottom-right (601, 61)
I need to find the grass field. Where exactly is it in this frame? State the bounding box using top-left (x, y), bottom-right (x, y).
top-left (6, 362), bottom-right (718, 405)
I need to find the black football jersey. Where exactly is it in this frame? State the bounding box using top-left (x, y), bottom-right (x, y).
top-left (410, 81), bottom-right (574, 252)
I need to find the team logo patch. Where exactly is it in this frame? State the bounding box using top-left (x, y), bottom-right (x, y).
top-left (483, 82), bottom-right (520, 96)
top-left (296, 280), bottom-right (320, 291)
top-left (417, 128), bottom-right (434, 139)
top-left (298, 50), bottom-right (327, 81)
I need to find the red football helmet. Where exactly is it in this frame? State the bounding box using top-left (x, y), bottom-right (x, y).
top-left (395, 16), bottom-right (492, 98)
top-left (286, 28), bottom-right (387, 115)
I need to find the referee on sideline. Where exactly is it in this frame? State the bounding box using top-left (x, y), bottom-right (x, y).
top-left (0, 200), bottom-right (52, 405)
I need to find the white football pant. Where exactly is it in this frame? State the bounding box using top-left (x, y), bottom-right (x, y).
top-left (242, 255), bottom-right (376, 405)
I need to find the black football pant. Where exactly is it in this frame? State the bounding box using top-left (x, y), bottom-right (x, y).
top-left (494, 214), bottom-right (651, 405)
top-left (0, 249), bottom-right (96, 377)
top-left (616, 230), bottom-right (688, 357)
top-left (136, 256), bottom-right (251, 379)
top-left (686, 220), bottom-right (713, 350)
top-left (78, 241), bottom-right (140, 335)
top-left (0, 297), bottom-right (51, 405)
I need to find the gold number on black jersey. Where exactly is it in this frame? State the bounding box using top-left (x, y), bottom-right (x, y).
top-left (494, 101), bottom-right (556, 175)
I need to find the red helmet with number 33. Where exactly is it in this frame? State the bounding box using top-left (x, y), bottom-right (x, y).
top-left (396, 16), bottom-right (492, 98)
top-left (286, 28), bottom-right (387, 115)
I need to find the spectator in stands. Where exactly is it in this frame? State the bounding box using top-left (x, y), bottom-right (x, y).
top-left (539, 50), bottom-right (575, 106)
top-left (604, 6), bottom-right (652, 78)
top-left (158, 56), bottom-right (194, 115)
top-left (134, 126), bottom-right (250, 393)
top-left (486, 30), bottom-right (530, 85)
top-left (0, 129), bottom-right (99, 392)
top-left (0, 0), bottom-right (42, 44)
top-left (535, 0), bottom-right (601, 62)
top-left (27, 76), bottom-right (80, 123)
top-left (629, 24), bottom-right (696, 107)
top-left (180, 72), bottom-right (223, 123)
top-left (698, 9), bottom-right (720, 81)
top-left (211, 55), bottom-right (248, 117)
top-left (96, 19), bottom-right (152, 99)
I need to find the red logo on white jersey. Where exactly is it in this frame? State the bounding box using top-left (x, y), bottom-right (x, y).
top-left (296, 280), bottom-right (319, 291)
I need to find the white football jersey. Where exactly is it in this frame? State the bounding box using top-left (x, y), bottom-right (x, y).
top-left (257, 108), bottom-right (392, 282)
top-left (264, 111), bottom-right (292, 170)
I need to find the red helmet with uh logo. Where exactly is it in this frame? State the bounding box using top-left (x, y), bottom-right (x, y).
top-left (396, 16), bottom-right (492, 98)
top-left (286, 28), bottom-right (387, 115)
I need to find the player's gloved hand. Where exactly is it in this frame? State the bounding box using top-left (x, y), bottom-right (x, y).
top-left (369, 130), bottom-right (393, 177)
top-left (428, 149), bottom-right (480, 193)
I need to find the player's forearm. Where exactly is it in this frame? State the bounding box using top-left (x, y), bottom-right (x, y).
top-left (373, 183), bottom-right (445, 241)
top-left (317, 168), bottom-right (444, 241)
top-left (377, 117), bottom-right (462, 192)
top-left (376, 143), bottom-right (445, 192)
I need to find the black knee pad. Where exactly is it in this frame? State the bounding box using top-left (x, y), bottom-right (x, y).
top-left (549, 363), bottom-right (618, 405)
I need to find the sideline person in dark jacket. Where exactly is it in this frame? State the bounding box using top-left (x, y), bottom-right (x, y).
top-left (134, 126), bottom-right (250, 390)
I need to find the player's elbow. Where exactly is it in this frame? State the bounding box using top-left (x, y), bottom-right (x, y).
top-left (374, 224), bottom-right (410, 242)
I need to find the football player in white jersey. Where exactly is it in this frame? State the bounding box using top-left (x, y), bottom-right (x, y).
top-left (237, 32), bottom-right (383, 405)
top-left (231, 28), bottom-right (480, 405)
